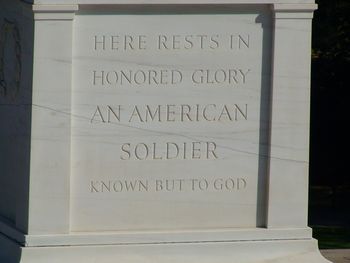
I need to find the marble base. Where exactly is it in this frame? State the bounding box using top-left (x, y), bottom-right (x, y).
top-left (1, 233), bottom-right (331, 263)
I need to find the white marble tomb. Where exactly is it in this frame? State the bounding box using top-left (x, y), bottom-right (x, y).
top-left (0, 0), bottom-right (331, 262)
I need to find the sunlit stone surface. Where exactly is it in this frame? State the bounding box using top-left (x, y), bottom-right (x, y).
top-left (0, 0), bottom-right (330, 262)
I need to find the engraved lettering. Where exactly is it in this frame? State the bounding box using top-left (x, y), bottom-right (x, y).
top-left (145, 105), bottom-right (161, 122)
top-left (156, 34), bottom-right (224, 50)
top-left (210, 35), bottom-right (220, 49)
top-left (134, 143), bottom-right (149, 160)
top-left (91, 106), bottom-right (106, 123)
top-left (213, 178), bottom-right (247, 191)
top-left (218, 105), bottom-right (233, 121)
top-left (90, 178), bottom-right (247, 193)
top-left (93, 70), bottom-right (105, 85)
top-left (93, 34), bottom-right (253, 51)
top-left (172, 70), bottom-right (182, 84)
top-left (124, 35), bottom-right (135, 50)
top-left (120, 141), bottom-right (219, 161)
top-left (94, 104), bottom-right (248, 124)
top-left (158, 35), bottom-right (169, 49)
top-left (155, 179), bottom-right (186, 192)
top-left (111, 35), bottom-right (119, 50)
top-left (214, 178), bottom-right (224, 190)
top-left (160, 70), bottom-right (168, 84)
top-left (113, 181), bottom-right (123, 192)
top-left (181, 104), bottom-right (193, 122)
top-left (148, 70), bottom-right (159, 85)
top-left (191, 179), bottom-right (209, 191)
top-left (156, 180), bottom-right (163, 191)
top-left (166, 142), bottom-right (179, 159)
top-left (229, 69), bottom-right (238, 83)
top-left (203, 104), bottom-right (216, 121)
top-left (152, 143), bottom-right (163, 160)
top-left (90, 181), bottom-right (100, 193)
top-left (94, 35), bottom-right (148, 51)
top-left (198, 179), bottom-right (209, 190)
top-left (238, 34), bottom-right (250, 49)
top-left (195, 104), bottom-right (200, 121)
top-left (120, 70), bottom-right (132, 84)
top-left (124, 180), bottom-right (137, 191)
top-left (192, 142), bottom-right (201, 159)
top-left (239, 69), bottom-right (250, 84)
top-left (134, 70), bottom-right (147, 84)
top-left (183, 142), bottom-right (187, 160)
top-left (206, 142), bottom-right (218, 159)
top-left (213, 69), bottom-right (226, 83)
top-left (197, 35), bottom-right (207, 49)
top-left (107, 105), bottom-right (121, 122)
top-left (101, 181), bottom-right (111, 192)
top-left (230, 34), bottom-right (250, 50)
top-left (106, 71), bottom-right (118, 84)
top-left (139, 35), bottom-right (147, 50)
top-left (225, 178), bottom-right (235, 190)
top-left (172, 35), bottom-right (181, 50)
top-left (192, 69), bottom-right (203, 84)
top-left (93, 69), bottom-right (183, 86)
top-left (184, 35), bottom-right (194, 49)
top-left (238, 178), bottom-right (247, 190)
top-left (166, 104), bottom-right (176, 122)
top-left (94, 35), bottom-right (106, 50)
top-left (129, 106), bottom-right (144, 122)
top-left (121, 143), bottom-right (131, 160)
top-left (192, 69), bottom-right (250, 85)
top-left (91, 180), bottom-right (149, 193)
top-left (235, 104), bottom-right (248, 120)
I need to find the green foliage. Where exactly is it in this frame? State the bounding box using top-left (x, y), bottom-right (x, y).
top-left (312, 0), bottom-right (350, 92)
top-left (310, 0), bottom-right (350, 236)
top-left (310, 0), bottom-right (350, 187)
top-left (312, 226), bottom-right (350, 249)
top-left (313, 0), bottom-right (350, 61)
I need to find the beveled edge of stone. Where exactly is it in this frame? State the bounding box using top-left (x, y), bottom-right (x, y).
top-left (30, 2), bottom-right (317, 21)
top-left (0, 216), bottom-right (313, 247)
top-left (32, 4), bottom-right (79, 20)
top-left (272, 3), bottom-right (317, 19)
top-left (0, 236), bottom-right (332, 263)
top-left (29, 0), bottom-right (317, 7)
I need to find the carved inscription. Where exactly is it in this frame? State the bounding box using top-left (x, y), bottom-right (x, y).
top-left (90, 177), bottom-right (247, 193)
top-left (120, 141), bottom-right (218, 161)
top-left (84, 26), bottom-right (257, 194)
top-left (89, 32), bottom-right (253, 163)
top-left (93, 68), bottom-right (250, 87)
top-left (90, 104), bottom-right (248, 124)
top-left (93, 34), bottom-right (249, 51)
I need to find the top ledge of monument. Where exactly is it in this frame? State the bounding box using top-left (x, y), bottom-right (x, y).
top-left (29, 0), bottom-right (316, 5)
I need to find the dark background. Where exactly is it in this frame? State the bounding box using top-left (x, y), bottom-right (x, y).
top-left (309, 0), bottom-right (350, 248)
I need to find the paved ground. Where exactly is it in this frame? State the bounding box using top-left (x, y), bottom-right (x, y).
top-left (321, 250), bottom-right (350, 263)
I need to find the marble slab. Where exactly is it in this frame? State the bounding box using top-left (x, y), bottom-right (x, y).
top-left (70, 5), bottom-right (271, 232)
top-left (0, 0), bottom-right (330, 262)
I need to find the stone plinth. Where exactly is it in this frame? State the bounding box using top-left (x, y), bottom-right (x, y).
top-left (0, 0), bottom-right (329, 262)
